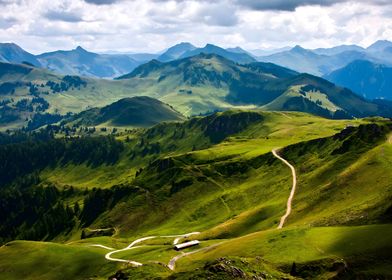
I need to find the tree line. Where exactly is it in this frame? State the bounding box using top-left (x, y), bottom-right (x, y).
top-left (0, 135), bottom-right (124, 188)
top-left (0, 180), bottom-right (138, 244)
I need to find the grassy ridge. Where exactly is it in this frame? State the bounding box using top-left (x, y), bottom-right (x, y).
top-left (39, 111), bottom-right (362, 189)
top-left (282, 122), bottom-right (392, 227)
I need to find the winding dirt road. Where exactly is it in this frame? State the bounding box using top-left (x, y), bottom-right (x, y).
top-left (272, 148), bottom-right (297, 229)
top-left (89, 232), bottom-right (200, 268)
top-left (85, 147), bottom-right (298, 270)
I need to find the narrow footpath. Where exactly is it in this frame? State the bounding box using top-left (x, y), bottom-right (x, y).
top-left (272, 148), bottom-right (297, 229)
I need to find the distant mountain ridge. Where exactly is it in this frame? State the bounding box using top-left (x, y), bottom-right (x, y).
top-left (179, 44), bottom-right (256, 64)
top-left (366, 40), bottom-right (392, 52)
top-left (36, 46), bottom-right (141, 78)
top-left (312, 44), bottom-right (365, 56)
top-left (2, 40), bottom-right (392, 78)
top-left (324, 60), bottom-right (392, 100)
top-left (257, 45), bottom-right (379, 76)
top-left (157, 42), bottom-right (196, 62)
top-left (0, 43), bottom-right (41, 67)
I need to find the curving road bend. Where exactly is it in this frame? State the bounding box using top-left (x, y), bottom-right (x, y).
top-left (94, 232), bottom-right (200, 267)
top-left (85, 148), bottom-right (298, 270)
top-left (272, 148), bottom-right (297, 229)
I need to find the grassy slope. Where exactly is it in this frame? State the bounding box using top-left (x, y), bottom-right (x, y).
top-left (72, 114), bottom-right (376, 242)
top-left (39, 111), bottom-right (358, 188)
top-left (262, 85), bottom-right (342, 113)
top-left (283, 124), bottom-right (392, 227)
top-left (0, 241), bottom-right (118, 280)
top-left (38, 112), bottom-right (377, 240)
top-left (177, 224), bottom-right (392, 277)
top-left (1, 111), bottom-right (391, 279)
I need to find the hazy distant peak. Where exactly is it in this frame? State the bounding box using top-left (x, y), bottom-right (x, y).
top-left (291, 45), bottom-right (308, 53)
top-left (367, 40), bottom-right (392, 52)
top-left (75, 46), bottom-right (88, 53)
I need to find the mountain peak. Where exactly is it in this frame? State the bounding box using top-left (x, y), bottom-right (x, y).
top-left (75, 46), bottom-right (87, 52)
top-left (291, 45), bottom-right (307, 53)
top-left (0, 42), bottom-right (41, 66)
top-left (0, 42), bottom-right (20, 49)
top-left (176, 42), bottom-right (194, 47)
top-left (226, 46), bottom-right (248, 54)
top-left (157, 42), bottom-right (196, 62)
top-left (371, 39), bottom-right (391, 45)
top-left (204, 43), bottom-right (220, 49)
top-left (367, 40), bottom-right (392, 51)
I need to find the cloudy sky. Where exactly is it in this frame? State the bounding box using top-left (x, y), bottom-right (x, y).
top-left (0, 0), bottom-right (392, 54)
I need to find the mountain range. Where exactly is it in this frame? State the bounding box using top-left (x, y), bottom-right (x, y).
top-left (0, 43), bottom-right (257, 78)
top-left (1, 52), bottom-right (391, 130)
top-left (36, 46), bottom-right (142, 78)
top-left (117, 53), bottom-right (391, 119)
top-left (257, 45), bottom-right (381, 76)
top-left (2, 40), bottom-right (391, 81)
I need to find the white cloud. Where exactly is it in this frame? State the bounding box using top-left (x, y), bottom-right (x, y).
top-left (0, 0), bottom-right (391, 53)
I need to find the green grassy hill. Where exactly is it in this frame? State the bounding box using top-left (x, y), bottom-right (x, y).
top-left (177, 224), bottom-right (392, 279)
top-left (261, 74), bottom-right (387, 119)
top-left (64, 96), bottom-right (185, 128)
top-left (0, 241), bottom-right (117, 280)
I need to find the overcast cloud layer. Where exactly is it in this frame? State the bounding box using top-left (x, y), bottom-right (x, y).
top-left (0, 0), bottom-right (391, 54)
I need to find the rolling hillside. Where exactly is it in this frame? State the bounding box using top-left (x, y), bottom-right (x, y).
top-left (0, 61), bottom-right (146, 130)
top-left (65, 96), bottom-right (185, 128)
top-left (0, 111), bottom-right (391, 279)
top-left (324, 60), bottom-right (392, 100)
